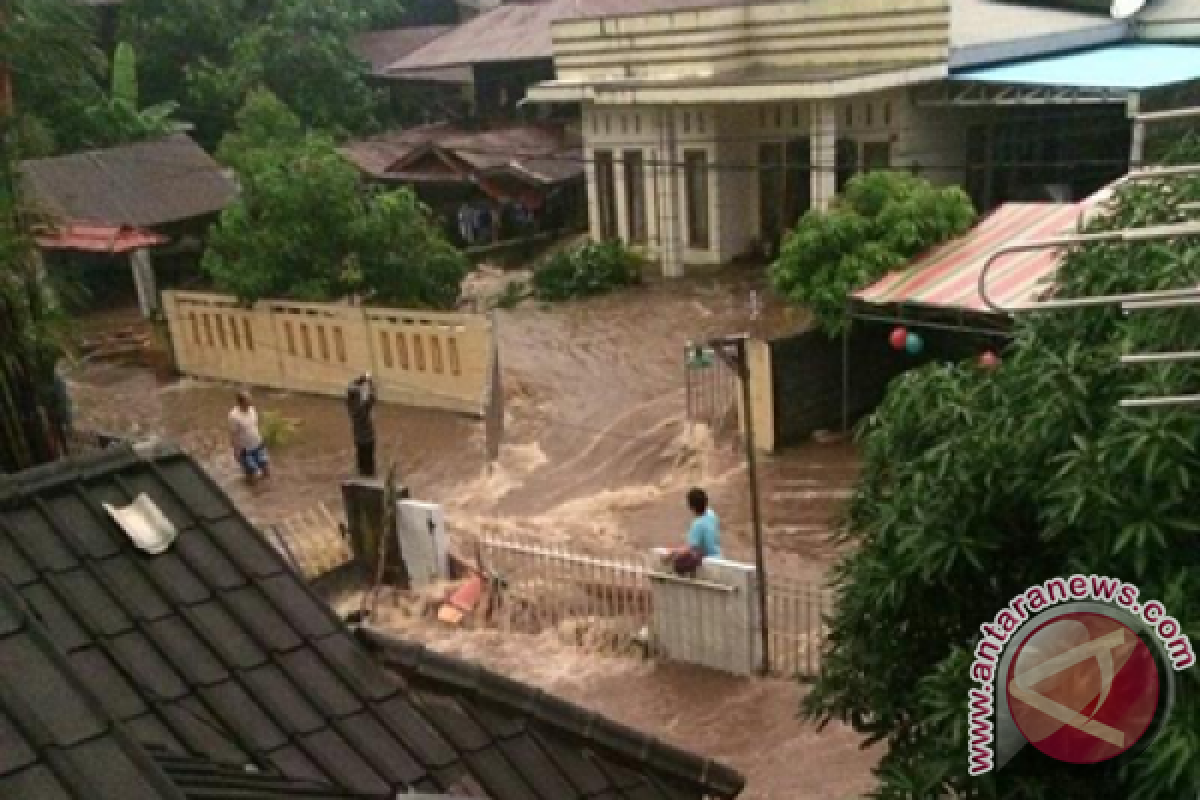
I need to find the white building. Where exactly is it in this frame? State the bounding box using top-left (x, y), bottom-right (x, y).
top-left (525, 0), bottom-right (1200, 276)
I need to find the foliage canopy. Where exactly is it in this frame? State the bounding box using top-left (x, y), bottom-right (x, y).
top-left (769, 171), bottom-right (976, 334)
top-left (532, 241), bottom-right (643, 302)
top-left (804, 137), bottom-right (1200, 799)
top-left (205, 97), bottom-right (467, 309)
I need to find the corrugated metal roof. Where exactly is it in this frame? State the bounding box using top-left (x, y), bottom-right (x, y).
top-left (391, 0), bottom-right (754, 70)
top-left (953, 42), bottom-right (1200, 89)
top-left (340, 123), bottom-right (583, 185)
top-left (854, 202), bottom-right (1086, 312)
top-left (350, 26), bottom-right (455, 73)
top-left (950, 0), bottom-right (1127, 67)
top-left (19, 135), bottom-right (237, 229)
top-left (35, 224), bottom-right (168, 254)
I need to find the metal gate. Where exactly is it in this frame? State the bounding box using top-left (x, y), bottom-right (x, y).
top-left (684, 342), bottom-right (739, 436)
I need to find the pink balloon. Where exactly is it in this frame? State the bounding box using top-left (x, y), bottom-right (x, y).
top-left (889, 327), bottom-right (908, 351)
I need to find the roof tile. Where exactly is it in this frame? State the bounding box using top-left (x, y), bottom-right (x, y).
top-left (185, 601), bottom-right (269, 670)
top-left (174, 531), bottom-right (247, 591)
top-left (108, 630), bottom-right (190, 701)
top-left (67, 647), bottom-right (149, 720)
top-left (94, 559), bottom-right (173, 623)
top-left (208, 519), bottom-right (286, 581)
top-left (41, 490), bottom-right (124, 560)
top-left (1, 765), bottom-right (74, 799)
top-left (158, 697), bottom-right (248, 765)
top-left (199, 681), bottom-right (289, 752)
top-left (240, 663), bottom-right (327, 736)
top-left (258, 573), bottom-right (339, 639)
top-left (297, 726), bottom-right (392, 793)
top-left (222, 586), bottom-right (304, 654)
top-left (141, 552), bottom-right (212, 606)
top-left (16, 585), bottom-right (89, 651)
top-left (335, 710), bottom-right (426, 785)
top-left (144, 615), bottom-right (229, 687)
top-left (278, 648), bottom-right (363, 718)
top-left (0, 629), bottom-right (107, 748)
top-left (0, 537), bottom-right (37, 587)
top-left (312, 631), bottom-right (399, 701)
top-left (0, 711), bottom-right (38, 775)
top-left (51, 569), bottom-right (134, 636)
top-left (0, 508), bottom-right (77, 572)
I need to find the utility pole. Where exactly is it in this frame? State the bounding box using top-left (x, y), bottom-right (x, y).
top-left (703, 334), bottom-right (771, 676)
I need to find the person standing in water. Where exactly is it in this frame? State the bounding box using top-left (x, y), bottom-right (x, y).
top-left (229, 391), bottom-right (270, 483)
top-left (664, 487), bottom-right (721, 576)
top-left (347, 373), bottom-right (377, 478)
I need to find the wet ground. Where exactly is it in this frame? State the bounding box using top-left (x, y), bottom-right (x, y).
top-left (69, 269), bottom-right (875, 797)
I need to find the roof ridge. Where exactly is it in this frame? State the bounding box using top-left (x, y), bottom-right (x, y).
top-left (0, 439), bottom-right (180, 507)
top-left (356, 627), bottom-right (747, 799)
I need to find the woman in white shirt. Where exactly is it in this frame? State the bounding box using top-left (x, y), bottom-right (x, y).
top-left (229, 391), bottom-right (270, 482)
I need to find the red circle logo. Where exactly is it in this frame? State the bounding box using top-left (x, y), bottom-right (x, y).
top-left (1006, 612), bottom-right (1159, 764)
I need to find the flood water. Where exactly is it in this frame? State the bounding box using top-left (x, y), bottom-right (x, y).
top-left (69, 271), bottom-right (876, 798)
top-left (71, 272), bottom-right (857, 584)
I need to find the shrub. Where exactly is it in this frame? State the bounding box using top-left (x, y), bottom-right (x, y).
top-left (531, 241), bottom-right (642, 302)
top-left (258, 410), bottom-right (299, 448)
top-left (769, 171), bottom-right (976, 334)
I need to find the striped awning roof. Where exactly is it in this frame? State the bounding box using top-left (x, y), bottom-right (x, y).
top-left (853, 202), bottom-right (1088, 314)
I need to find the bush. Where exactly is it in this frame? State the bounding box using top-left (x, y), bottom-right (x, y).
top-left (531, 241), bottom-right (642, 302)
top-left (804, 138), bottom-right (1200, 798)
top-left (769, 171), bottom-right (976, 334)
top-left (258, 410), bottom-right (299, 448)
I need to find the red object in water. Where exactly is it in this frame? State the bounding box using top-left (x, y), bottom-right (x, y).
top-left (979, 351), bottom-right (1000, 369)
top-left (438, 573), bottom-right (484, 625)
top-left (889, 327), bottom-right (909, 351)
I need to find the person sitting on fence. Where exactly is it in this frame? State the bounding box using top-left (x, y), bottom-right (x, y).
top-left (229, 390), bottom-right (270, 483)
top-left (663, 487), bottom-right (721, 576)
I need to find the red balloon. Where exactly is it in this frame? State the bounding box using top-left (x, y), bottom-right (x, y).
top-left (889, 327), bottom-right (908, 351)
top-left (979, 351), bottom-right (1000, 369)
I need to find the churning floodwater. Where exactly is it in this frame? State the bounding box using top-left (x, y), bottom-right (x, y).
top-left (68, 271), bottom-right (876, 798)
top-left (71, 273), bottom-right (856, 582)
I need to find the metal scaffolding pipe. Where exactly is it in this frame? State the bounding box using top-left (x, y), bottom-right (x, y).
top-left (1120, 351), bottom-right (1200, 365)
top-left (1120, 395), bottom-right (1200, 409)
top-left (978, 221), bottom-right (1200, 314)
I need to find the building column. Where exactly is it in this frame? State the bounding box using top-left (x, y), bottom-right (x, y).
top-left (656, 108), bottom-right (684, 278)
top-left (810, 101), bottom-right (837, 212)
top-left (130, 248), bottom-right (158, 318)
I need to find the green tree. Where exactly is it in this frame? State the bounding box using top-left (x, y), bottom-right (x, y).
top-left (215, 88), bottom-right (307, 174)
top-left (121, 0), bottom-right (396, 146)
top-left (0, 129), bottom-right (68, 471)
top-left (769, 171), bottom-right (976, 333)
top-left (204, 111), bottom-right (466, 308)
top-left (0, 0), bottom-right (107, 155)
top-left (84, 42), bottom-right (186, 146)
top-left (804, 137), bottom-right (1200, 799)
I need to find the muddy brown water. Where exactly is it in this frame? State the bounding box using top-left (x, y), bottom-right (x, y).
top-left (70, 273), bottom-right (876, 797)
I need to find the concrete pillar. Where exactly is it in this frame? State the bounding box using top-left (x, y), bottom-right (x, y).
top-left (657, 108), bottom-right (685, 278)
top-left (341, 479), bottom-right (411, 588)
top-left (810, 101), bottom-right (837, 212)
top-left (131, 248), bottom-right (158, 318)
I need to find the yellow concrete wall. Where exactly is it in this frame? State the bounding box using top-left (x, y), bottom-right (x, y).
top-left (163, 291), bottom-right (493, 416)
top-left (552, 0), bottom-right (950, 83)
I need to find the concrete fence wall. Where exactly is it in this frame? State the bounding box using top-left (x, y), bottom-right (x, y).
top-left (162, 290), bottom-right (494, 416)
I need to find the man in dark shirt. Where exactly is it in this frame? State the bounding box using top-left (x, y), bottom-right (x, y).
top-left (347, 373), bottom-right (377, 478)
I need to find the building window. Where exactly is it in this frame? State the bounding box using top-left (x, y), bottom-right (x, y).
top-left (634, 114), bottom-right (642, 135)
top-left (595, 150), bottom-right (618, 240)
top-left (683, 112), bottom-right (692, 134)
top-left (621, 115), bottom-right (628, 135)
top-left (774, 106), bottom-right (783, 129)
top-left (844, 105), bottom-right (853, 128)
top-left (697, 111), bottom-right (706, 134)
top-left (684, 150), bottom-right (710, 250)
top-left (604, 115), bottom-right (611, 135)
top-left (792, 105), bottom-right (800, 128)
top-left (623, 151), bottom-right (647, 244)
top-left (883, 102), bottom-right (893, 127)
top-left (591, 112), bottom-right (598, 135)
top-left (759, 107), bottom-right (767, 128)
top-left (836, 138), bottom-right (859, 191)
top-left (865, 103), bottom-right (873, 127)
top-left (863, 141), bottom-right (892, 171)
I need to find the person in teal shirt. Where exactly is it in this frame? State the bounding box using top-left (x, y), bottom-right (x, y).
top-left (665, 487), bottom-right (721, 575)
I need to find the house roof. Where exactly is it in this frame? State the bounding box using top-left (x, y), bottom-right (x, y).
top-left (952, 42), bottom-right (1200, 89)
top-left (35, 224), bottom-right (168, 255)
top-left (950, 0), bottom-right (1127, 67)
top-left (18, 135), bottom-right (237, 230)
top-left (341, 123), bottom-right (583, 186)
top-left (390, 0), bottom-right (749, 71)
top-left (0, 442), bottom-right (743, 800)
top-left (350, 26), bottom-right (457, 74)
top-left (852, 202), bottom-right (1087, 313)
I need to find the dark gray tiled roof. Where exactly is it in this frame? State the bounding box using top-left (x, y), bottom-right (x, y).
top-left (18, 135), bottom-right (237, 229)
top-left (0, 443), bottom-right (745, 800)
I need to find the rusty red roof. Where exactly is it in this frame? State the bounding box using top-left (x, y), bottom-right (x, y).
top-left (35, 224), bottom-right (168, 254)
